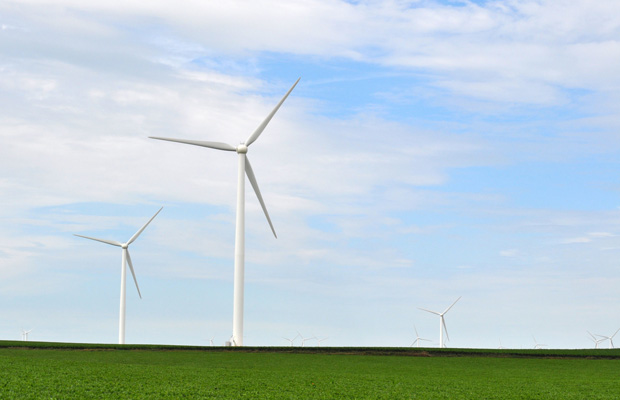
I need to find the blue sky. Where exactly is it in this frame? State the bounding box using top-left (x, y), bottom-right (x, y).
top-left (2, 0), bottom-right (620, 349)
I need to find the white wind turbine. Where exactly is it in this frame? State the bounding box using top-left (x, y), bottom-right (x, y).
top-left (297, 331), bottom-right (313, 347)
top-left (532, 335), bottom-right (547, 349)
top-left (410, 325), bottom-right (431, 348)
top-left (21, 329), bottom-right (32, 341)
top-left (74, 207), bottom-right (163, 344)
top-left (282, 336), bottom-right (296, 346)
top-left (419, 296), bottom-right (461, 348)
top-left (150, 78), bottom-right (300, 346)
top-left (587, 331), bottom-right (605, 349)
top-left (315, 336), bottom-right (329, 347)
top-left (596, 328), bottom-right (620, 349)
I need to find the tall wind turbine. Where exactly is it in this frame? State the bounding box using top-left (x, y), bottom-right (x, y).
top-left (74, 207), bottom-right (163, 344)
top-left (419, 296), bottom-right (461, 348)
top-left (149, 78), bottom-right (300, 346)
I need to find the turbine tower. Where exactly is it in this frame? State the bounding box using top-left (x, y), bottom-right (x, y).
top-left (149, 78), bottom-right (299, 346)
top-left (419, 296), bottom-right (461, 348)
top-left (75, 207), bottom-right (163, 344)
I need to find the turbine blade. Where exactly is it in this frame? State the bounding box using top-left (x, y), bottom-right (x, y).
top-left (126, 250), bottom-right (142, 299)
top-left (443, 296), bottom-right (462, 314)
top-left (245, 78), bottom-right (300, 146)
top-left (612, 328), bottom-right (620, 338)
top-left (418, 308), bottom-right (441, 316)
top-left (245, 156), bottom-right (277, 238)
top-left (127, 207), bottom-right (163, 245)
top-left (443, 317), bottom-right (450, 341)
top-left (74, 234), bottom-right (122, 247)
top-left (149, 137), bottom-right (236, 151)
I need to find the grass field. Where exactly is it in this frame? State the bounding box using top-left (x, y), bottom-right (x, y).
top-left (2, 341), bottom-right (620, 399)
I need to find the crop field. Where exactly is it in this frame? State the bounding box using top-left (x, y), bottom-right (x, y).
top-left (2, 341), bottom-right (620, 399)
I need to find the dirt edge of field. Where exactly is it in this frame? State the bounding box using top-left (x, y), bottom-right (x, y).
top-left (2, 341), bottom-right (619, 359)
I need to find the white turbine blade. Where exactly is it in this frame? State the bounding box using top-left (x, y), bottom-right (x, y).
top-left (414, 325), bottom-right (419, 337)
top-left (245, 77), bottom-right (300, 147)
top-left (245, 156), bottom-right (277, 238)
top-left (149, 137), bottom-right (236, 151)
top-left (443, 317), bottom-right (450, 341)
top-left (127, 207), bottom-right (163, 245)
top-left (418, 307), bottom-right (441, 316)
top-left (126, 250), bottom-right (142, 299)
top-left (611, 328), bottom-right (620, 339)
top-left (443, 296), bottom-right (462, 314)
top-left (74, 234), bottom-right (122, 247)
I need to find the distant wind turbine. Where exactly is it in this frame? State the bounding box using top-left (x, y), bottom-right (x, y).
top-left (410, 325), bottom-right (431, 348)
top-left (419, 296), bottom-right (461, 348)
top-left (315, 336), bottom-right (329, 347)
top-left (149, 78), bottom-right (300, 346)
top-left (587, 331), bottom-right (605, 349)
top-left (282, 336), bottom-right (295, 346)
top-left (532, 336), bottom-right (547, 349)
top-left (209, 336), bottom-right (215, 346)
top-left (596, 328), bottom-right (620, 349)
top-left (74, 207), bottom-right (163, 344)
top-left (297, 331), bottom-right (313, 347)
top-left (21, 329), bottom-right (32, 341)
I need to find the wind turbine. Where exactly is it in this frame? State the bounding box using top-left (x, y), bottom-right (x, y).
top-left (209, 336), bottom-right (215, 346)
top-left (596, 328), bottom-right (620, 349)
top-left (532, 335), bottom-right (547, 349)
top-left (21, 329), bottom-right (32, 341)
top-left (74, 206), bottom-right (163, 344)
top-left (410, 325), bottom-right (431, 348)
top-left (587, 331), bottom-right (605, 349)
top-left (149, 78), bottom-right (300, 346)
top-left (297, 331), bottom-right (313, 347)
top-left (315, 336), bottom-right (329, 347)
top-left (419, 296), bottom-right (461, 348)
top-left (282, 336), bottom-right (296, 346)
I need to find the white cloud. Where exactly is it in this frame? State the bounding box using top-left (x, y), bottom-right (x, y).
top-left (500, 249), bottom-right (518, 257)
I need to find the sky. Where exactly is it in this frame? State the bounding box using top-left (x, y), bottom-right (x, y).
top-left (1, 0), bottom-right (620, 349)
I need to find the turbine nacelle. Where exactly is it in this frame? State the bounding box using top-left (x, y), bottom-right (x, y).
top-left (236, 144), bottom-right (248, 154)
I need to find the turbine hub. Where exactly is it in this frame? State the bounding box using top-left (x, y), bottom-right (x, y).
top-left (122, 243), bottom-right (128, 249)
top-left (236, 144), bottom-right (248, 154)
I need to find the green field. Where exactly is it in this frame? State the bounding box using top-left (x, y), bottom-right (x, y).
top-left (2, 341), bottom-right (620, 399)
